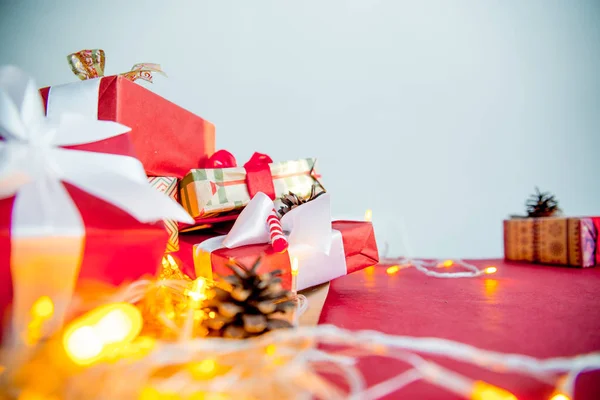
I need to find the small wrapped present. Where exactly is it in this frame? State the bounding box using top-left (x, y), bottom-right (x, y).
top-left (179, 151), bottom-right (324, 229)
top-left (39, 49), bottom-right (215, 178)
top-left (147, 176), bottom-right (180, 252)
top-left (504, 217), bottom-right (599, 267)
top-left (192, 192), bottom-right (378, 291)
top-left (0, 66), bottom-right (192, 342)
top-left (503, 188), bottom-right (599, 268)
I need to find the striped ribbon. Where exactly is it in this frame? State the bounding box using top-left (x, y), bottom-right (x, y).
top-left (268, 209), bottom-right (288, 253)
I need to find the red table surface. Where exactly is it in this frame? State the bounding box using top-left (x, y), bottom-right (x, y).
top-left (318, 260), bottom-right (600, 400)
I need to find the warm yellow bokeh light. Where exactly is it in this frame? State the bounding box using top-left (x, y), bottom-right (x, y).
top-left (94, 309), bottom-right (134, 344)
top-left (63, 303), bottom-right (142, 365)
top-left (484, 267), bottom-right (498, 274)
top-left (364, 209), bottom-right (373, 222)
top-left (265, 344), bottom-right (277, 356)
top-left (443, 260), bottom-right (454, 268)
top-left (549, 393), bottom-right (571, 400)
top-left (471, 380), bottom-right (517, 400)
top-left (386, 265), bottom-right (400, 275)
top-left (31, 296), bottom-right (54, 319)
top-left (291, 257), bottom-right (299, 276)
top-left (65, 326), bottom-right (104, 362)
top-left (187, 278), bottom-right (208, 303)
top-left (364, 266), bottom-right (375, 275)
top-left (189, 359), bottom-right (217, 378)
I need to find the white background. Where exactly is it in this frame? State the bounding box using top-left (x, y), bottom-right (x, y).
top-left (1, 0), bottom-right (598, 259)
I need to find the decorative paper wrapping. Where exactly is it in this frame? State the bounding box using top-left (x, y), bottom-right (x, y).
top-left (192, 193), bottom-right (379, 291)
top-left (179, 156), bottom-right (323, 227)
top-left (147, 177), bottom-right (180, 252)
top-left (38, 49), bottom-right (215, 178)
top-left (0, 66), bottom-right (192, 342)
top-left (504, 217), bottom-right (600, 267)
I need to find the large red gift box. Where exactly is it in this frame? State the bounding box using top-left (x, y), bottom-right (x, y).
top-left (0, 135), bottom-right (169, 341)
top-left (39, 76), bottom-right (215, 178)
top-left (189, 221), bottom-right (379, 290)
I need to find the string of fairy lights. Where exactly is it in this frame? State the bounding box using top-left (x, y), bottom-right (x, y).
top-left (11, 271), bottom-right (597, 400)
top-left (1, 210), bottom-right (597, 399)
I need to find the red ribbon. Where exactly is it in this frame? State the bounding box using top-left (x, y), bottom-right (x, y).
top-left (243, 152), bottom-right (275, 199)
top-left (204, 150), bottom-right (276, 200)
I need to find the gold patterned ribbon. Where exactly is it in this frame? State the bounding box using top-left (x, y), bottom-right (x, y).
top-left (67, 49), bottom-right (166, 83)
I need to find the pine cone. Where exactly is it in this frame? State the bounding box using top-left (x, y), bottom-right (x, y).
top-left (202, 258), bottom-right (295, 339)
top-left (526, 187), bottom-right (561, 218)
top-left (278, 184), bottom-right (326, 216)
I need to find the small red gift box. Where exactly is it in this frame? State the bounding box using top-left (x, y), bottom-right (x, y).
top-left (39, 76), bottom-right (215, 178)
top-left (191, 220), bottom-right (378, 290)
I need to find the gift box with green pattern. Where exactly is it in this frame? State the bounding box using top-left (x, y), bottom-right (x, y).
top-left (179, 158), bottom-right (323, 227)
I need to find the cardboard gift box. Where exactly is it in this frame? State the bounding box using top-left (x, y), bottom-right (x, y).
top-left (179, 154), bottom-right (323, 228)
top-left (504, 217), bottom-right (600, 267)
top-left (148, 176), bottom-right (180, 252)
top-left (39, 76), bottom-right (215, 178)
top-left (189, 193), bottom-right (378, 291)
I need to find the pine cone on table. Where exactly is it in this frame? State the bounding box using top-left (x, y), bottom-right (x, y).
top-left (203, 258), bottom-right (296, 339)
top-left (526, 187), bottom-right (561, 218)
top-left (278, 184), bottom-right (326, 217)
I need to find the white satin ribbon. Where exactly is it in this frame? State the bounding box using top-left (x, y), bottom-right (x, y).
top-left (194, 192), bottom-right (347, 291)
top-left (47, 78), bottom-right (102, 119)
top-left (0, 66), bottom-right (194, 342)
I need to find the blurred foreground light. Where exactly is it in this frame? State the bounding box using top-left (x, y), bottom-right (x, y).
top-left (63, 303), bottom-right (142, 366)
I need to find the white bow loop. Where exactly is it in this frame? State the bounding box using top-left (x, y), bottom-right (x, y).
top-left (222, 191), bottom-right (333, 255)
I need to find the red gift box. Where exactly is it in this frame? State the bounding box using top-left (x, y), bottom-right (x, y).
top-left (0, 135), bottom-right (169, 341)
top-left (190, 221), bottom-right (379, 290)
top-left (39, 76), bottom-right (215, 178)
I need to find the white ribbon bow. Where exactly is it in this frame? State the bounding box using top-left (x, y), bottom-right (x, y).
top-left (0, 66), bottom-right (193, 341)
top-left (196, 192), bottom-right (347, 291)
top-left (0, 65), bottom-right (193, 231)
top-left (223, 192), bottom-right (333, 254)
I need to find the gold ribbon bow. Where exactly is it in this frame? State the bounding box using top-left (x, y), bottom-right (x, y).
top-left (67, 49), bottom-right (166, 83)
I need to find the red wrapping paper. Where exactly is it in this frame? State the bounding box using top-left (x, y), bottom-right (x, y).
top-left (0, 135), bottom-right (169, 337)
top-left (39, 76), bottom-right (215, 178)
top-left (190, 221), bottom-right (379, 290)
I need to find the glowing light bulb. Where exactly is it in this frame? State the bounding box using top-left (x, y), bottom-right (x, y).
top-left (187, 278), bottom-right (208, 303)
top-left (265, 344), bottom-right (277, 356)
top-left (386, 265), bottom-right (400, 275)
top-left (166, 254), bottom-right (178, 269)
top-left (471, 380), bottom-right (517, 400)
top-left (443, 260), bottom-right (454, 268)
top-left (364, 209), bottom-right (373, 222)
top-left (291, 257), bottom-right (299, 276)
top-left (94, 309), bottom-right (133, 344)
top-left (188, 359), bottom-right (217, 379)
top-left (63, 303), bottom-right (142, 365)
top-left (31, 296), bottom-right (54, 319)
top-left (484, 266), bottom-right (498, 274)
top-left (550, 393), bottom-right (570, 400)
top-left (65, 326), bottom-right (103, 362)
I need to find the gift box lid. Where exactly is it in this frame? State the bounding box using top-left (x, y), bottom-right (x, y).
top-left (40, 76), bottom-right (215, 178)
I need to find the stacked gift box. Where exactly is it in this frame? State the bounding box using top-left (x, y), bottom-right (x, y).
top-left (0, 49), bottom-right (379, 341)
